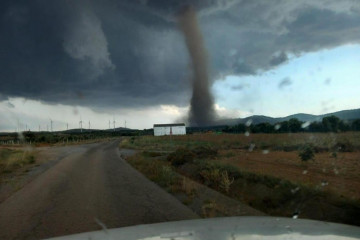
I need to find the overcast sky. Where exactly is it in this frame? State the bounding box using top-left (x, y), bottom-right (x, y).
top-left (1, 0), bottom-right (360, 131)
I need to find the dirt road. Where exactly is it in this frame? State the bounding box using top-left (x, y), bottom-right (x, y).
top-left (0, 140), bottom-right (197, 239)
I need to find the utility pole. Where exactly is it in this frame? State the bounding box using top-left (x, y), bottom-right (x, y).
top-left (124, 120), bottom-right (127, 128)
top-left (67, 123), bottom-right (68, 131)
top-left (108, 120), bottom-right (110, 129)
top-left (39, 125), bottom-right (40, 132)
top-left (88, 121), bottom-right (90, 130)
top-left (113, 119), bottom-right (116, 132)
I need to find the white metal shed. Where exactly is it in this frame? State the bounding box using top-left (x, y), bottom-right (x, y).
top-left (153, 123), bottom-right (186, 136)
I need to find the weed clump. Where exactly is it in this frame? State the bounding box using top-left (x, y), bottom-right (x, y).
top-left (219, 171), bottom-right (234, 193)
top-left (157, 166), bottom-right (177, 188)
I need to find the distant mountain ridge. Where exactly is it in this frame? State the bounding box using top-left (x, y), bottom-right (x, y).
top-left (217, 108), bottom-right (360, 126)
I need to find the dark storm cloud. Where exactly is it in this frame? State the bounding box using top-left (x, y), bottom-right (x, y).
top-left (269, 52), bottom-right (288, 66)
top-left (6, 101), bottom-right (14, 108)
top-left (278, 77), bottom-right (292, 89)
top-left (0, 0), bottom-right (360, 109)
top-left (231, 84), bottom-right (245, 91)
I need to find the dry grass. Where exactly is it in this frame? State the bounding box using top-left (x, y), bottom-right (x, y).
top-left (0, 148), bottom-right (36, 175)
top-left (181, 177), bottom-right (197, 197)
top-left (123, 132), bottom-right (360, 199)
top-left (201, 200), bottom-right (218, 218)
top-left (126, 152), bottom-right (178, 191)
top-left (122, 132), bottom-right (360, 225)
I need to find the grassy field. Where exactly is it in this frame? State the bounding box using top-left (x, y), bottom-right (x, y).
top-left (121, 132), bottom-right (360, 226)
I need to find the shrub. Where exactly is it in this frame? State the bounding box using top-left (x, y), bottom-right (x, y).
top-left (192, 146), bottom-right (218, 159)
top-left (142, 151), bottom-right (162, 157)
top-left (167, 148), bottom-right (195, 167)
top-left (26, 155), bottom-right (35, 164)
top-left (195, 160), bottom-right (241, 182)
top-left (298, 143), bottom-right (315, 162)
top-left (199, 166), bottom-right (235, 193)
top-left (334, 139), bottom-right (354, 152)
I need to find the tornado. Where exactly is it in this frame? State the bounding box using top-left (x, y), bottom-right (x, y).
top-left (178, 6), bottom-right (216, 127)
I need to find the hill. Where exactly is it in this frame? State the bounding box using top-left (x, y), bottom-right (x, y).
top-left (217, 108), bottom-right (360, 126)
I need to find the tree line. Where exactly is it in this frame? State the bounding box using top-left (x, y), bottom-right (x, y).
top-left (223, 115), bottom-right (360, 133)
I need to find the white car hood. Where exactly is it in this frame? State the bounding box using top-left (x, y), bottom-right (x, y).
top-left (47, 216), bottom-right (360, 240)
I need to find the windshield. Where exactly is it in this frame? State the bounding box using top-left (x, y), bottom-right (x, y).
top-left (0, 0), bottom-right (360, 239)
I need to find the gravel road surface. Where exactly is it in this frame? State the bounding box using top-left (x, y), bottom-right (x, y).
top-left (0, 140), bottom-right (197, 239)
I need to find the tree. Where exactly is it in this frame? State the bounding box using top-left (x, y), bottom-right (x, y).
top-left (288, 118), bottom-right (302, 132)
top-left (352, 119), bottom-right (360, 131)
top-left (322, 115), bottom-right (341, 132)
top-left (309, 121), bottom-right (323, 132)
top-left (279, 121), bottom-right (289, 132)
top-left (252, 123), bottom-right (274, 133)
top-left (233, 123), bottom-right (246, 133)
top-left (338, 120), bottom-right (350, 132)
top-left (24, 132), bottom-right (36, 142)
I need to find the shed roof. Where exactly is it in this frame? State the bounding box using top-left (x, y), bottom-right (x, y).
top-left (153, 123), bottom-right (185, 127)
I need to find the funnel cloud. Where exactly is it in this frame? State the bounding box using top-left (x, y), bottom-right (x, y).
top-left (178, 6), bottom-right (216, 127)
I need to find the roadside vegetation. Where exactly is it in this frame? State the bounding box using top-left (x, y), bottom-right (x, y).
top-left (122, 132), bottom-right (360, 226)
top-left (0, 130), bottom-right (147, 146)
top-left (126, 150), bottom-right (262, 218)
top-left (0, 148), bottom-right (36, 179)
